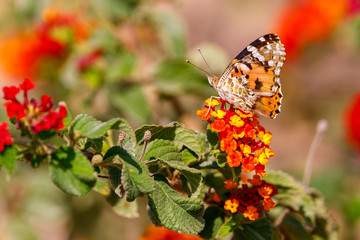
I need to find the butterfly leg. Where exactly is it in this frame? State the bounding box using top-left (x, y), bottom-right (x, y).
top-left (205, 96), bottom-right (221, 117)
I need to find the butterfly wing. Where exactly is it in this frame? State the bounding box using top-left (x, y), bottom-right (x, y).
top-left (254, 88), bottom-right (283, 119)
top-left (229, 34), bottom-right (286, 97)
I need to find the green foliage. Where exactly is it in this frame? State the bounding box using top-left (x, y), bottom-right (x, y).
top-left (70, 114), bottom-right (128, 139)
top-left (49, 146), bottom-right (96, 196)
top-left (0, 145), bottom-right (17, 174)
top-left (104, 146), bottom-right (154, 201)
top-left (148, 174), bottom-right (204, 235)
top-left (1, 109), bottom-right (340, 238)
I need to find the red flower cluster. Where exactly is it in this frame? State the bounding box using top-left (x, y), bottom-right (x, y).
top-left (0, 122), bottom-right (13, 153)
top-left (2, 78), bottom-right (67, 134)
top-left (345, 93), bottom-right (360, 154)
top-left (139, 225), bottom-right (203, 240)
top-left (223, 176), bottom-right (277, 220)
top-left (275, 0), bottom-right (349, 59)
top-left (197, 98), bottom-right (275, 177)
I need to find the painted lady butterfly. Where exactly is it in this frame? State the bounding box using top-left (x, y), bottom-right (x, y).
top-left (207, 33), bottom-right (286, 119)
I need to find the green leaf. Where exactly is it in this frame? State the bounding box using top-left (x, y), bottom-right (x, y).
top-left (143, 139), bottom-right (182, 162)
top-left (104, 146), bottom-right (154, 201)
top-left (181, 148), bottom-right (198, 166)
top-left (110, 85), bottom-right (151, 124)
top-left (155, 11), bottom-right (185, 57)
top-left (37, 129), bottom-right (56, 140)
top-left (50, 146), bottom-right (96, 196)
top-left (0, 145), bottom-right (16, 174)
top-left (240, 218), bottom-right (272, 240)
top-left (135, 122), bottom-right (202, 156)
top-left (155, 60), bottom-right (210, 96)
top-left (93, 176), bottom-right (111, 195)
top-left (70, 114), bottom-right (135, 141)
top-left (108, 165), bottom-right (123, 197)
top-left (92, 0), bottom-right (140, 20)
top-left (216, 213), bottom-right (243, 238)
top-left (216, 153), bottom-right (227, 168)
top-left (106, 190), bottom-right (139, 218)
top-left (199, 207), bottom-right (225, 239)
top-left (264, 170), bottom-right (298, 188)
top-left (105, 51), bottom-right (136, 81)
top-left (144, 140), bottom-right (202, 198)
top-left (279, 213), bottom-right (312, 240)
top-left (148, 174), bottom-right (204, 235)
top-left (207, 126), bottom-right (219, 147)
top-left (196, 131), bottom-right (211, 157)
top-left (84, 138), bottom-right (103, 152)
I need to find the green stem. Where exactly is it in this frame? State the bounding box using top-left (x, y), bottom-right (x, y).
top-left (231, 167), bottom-right (237, 182)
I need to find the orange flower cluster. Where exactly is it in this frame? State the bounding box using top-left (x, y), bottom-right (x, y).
top-left (139, 225), bottom-right (203, 240)
top-left (196, 98), bottom-right (275, 177)
top-left (223, 175), bottom-right (277, 220)
top-left (197, 98), bottom-right (278, 220)
top-left (275, 0), bottom-right (349, 59)
top-left (0, 8), bottom-right (92, 78)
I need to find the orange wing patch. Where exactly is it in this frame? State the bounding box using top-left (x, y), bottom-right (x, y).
top-left (231, 63), bottom-right (277, 95)
top-left (246, 64), bottom-right (277, 94)
top-left (254, 88), bottom-right (282, 119)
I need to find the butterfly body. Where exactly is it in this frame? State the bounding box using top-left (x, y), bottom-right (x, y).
top-left (207, 33), bottom-right (286, 119)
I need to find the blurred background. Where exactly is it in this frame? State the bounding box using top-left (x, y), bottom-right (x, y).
top-left (1, 0), bottom-right (360, 239)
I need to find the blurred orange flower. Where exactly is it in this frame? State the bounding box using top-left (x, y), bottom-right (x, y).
top-left (275, 0), bottom-right (349, 59)
top-left (0, 8), bottom-right (93, 78)
top-left (139, 225), bottom-right (203, 240)
top-left (345, 93), bottom-right (360, 154)
top-left (0, 32), bottom-right (64, 77)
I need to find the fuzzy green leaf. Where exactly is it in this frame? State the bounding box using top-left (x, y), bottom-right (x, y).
top-left (148, 174), bottom-right (204, 235)
top-left (108, 165), bottom-right (123, 197)
top-left (70, 114), bottom-right (134, 140)
top-left (93, 177), bottom-right (111, 196)
top-left (199, 207), bottom-right (225, 239)
top-left (144, 140), bottom-right (202, 198)
top-left (0, 145), bottom-right (16, 174)
top-left (279, 213), bottom-right (312, 240)
top-left (264, 170), bottom-right (298, 188)
top-left (239, 218), bottom-right (273, 240)
top-left (216, 213), bottom-right (243, 238)
top-left (181, 148), bottom-right (198, 165)
top-left (104, 146), bottom-right (154, 202)
top-left (135, 122), bottom-right (202, 156)
top-left (207, 126), bottom-right (219, 147)
top-left (143, 139), bottom-right (182, 162)
top-left (50, 146), bottom-right (96, 196)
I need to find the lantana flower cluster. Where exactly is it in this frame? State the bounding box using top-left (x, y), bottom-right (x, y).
top-left (223, 176), bottom-right (277, 220)
top-left (2, 78), bottom-right (67, 135)
top-left (0, 122), bottom-right (13, 153)
top-left (197, 98), bottom-right (275, 177)
top-left (196, 98), bottom-right (277, 220)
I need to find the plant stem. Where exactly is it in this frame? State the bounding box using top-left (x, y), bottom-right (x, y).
top-left (231, 167), bottom-right (237, 182)
top-left (302, 119), bottom-right (328, 185)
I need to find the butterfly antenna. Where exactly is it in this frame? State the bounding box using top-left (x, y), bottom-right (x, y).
top-left (186, 60), bottom-right (211, 75)
top-left (197, 48), bottom-right (214, 75)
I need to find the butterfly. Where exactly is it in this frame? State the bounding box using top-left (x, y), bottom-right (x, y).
top-left (206, 33), bottom-right (286, 119)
